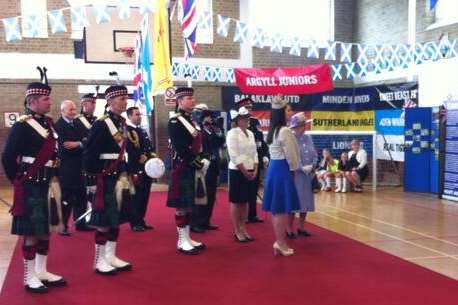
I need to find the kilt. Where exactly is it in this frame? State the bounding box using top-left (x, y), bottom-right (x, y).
top-left (12, 181), bottom-right (50, 236)
top-left (167, 161), bottom-right (195, 209)
top-left (88, 176), bottom-right (131, 228)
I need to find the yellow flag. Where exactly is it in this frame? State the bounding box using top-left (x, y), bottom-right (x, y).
top-left (153, 0), bottom-right (174, 95)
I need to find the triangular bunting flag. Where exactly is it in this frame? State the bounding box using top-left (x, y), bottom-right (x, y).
top-left (270, 33), bottom-right (283, 53)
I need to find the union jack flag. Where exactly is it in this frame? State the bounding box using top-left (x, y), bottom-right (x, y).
top-left (133, 35), bottom-right (143, 102)
top-left (180, 0), bottom-right (198, 59)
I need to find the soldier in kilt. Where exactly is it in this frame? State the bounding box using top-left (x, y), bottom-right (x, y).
top-left (167, 87), bottom-right (210, 255)
top-left (83, 85), bottom-right (134, 275)
top-left (1, 68), bottom-right (66, 293)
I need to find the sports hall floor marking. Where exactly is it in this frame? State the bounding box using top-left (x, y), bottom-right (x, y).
top-left (320, 204), bottom-right (458, 248)
top-left (315, 210), bottom-right (458, 261)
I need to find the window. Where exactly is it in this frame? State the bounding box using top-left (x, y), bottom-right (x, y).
top-left (196, 0), bottom-right (213, 44)
top-left (249, 0), bottom-right (333, 43)
top-left (430, 0), bottom-right (458, 29)
top-left (21, 0), bottom-right (48, 38)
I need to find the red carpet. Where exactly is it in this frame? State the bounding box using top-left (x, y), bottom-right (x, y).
top-left (1, 191), bottom-right (457, 305)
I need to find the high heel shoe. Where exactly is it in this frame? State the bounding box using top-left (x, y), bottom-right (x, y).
top-left (234, 234), bottom-right (249, 243)
top-left (273, 242), bottom-right (294, 256)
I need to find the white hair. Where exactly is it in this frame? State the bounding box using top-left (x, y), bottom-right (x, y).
top-left (60, 100), bottom-right (75, 112)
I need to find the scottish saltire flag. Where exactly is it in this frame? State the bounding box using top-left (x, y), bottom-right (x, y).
top-left (2, 17), bottom-right (21, 42)
top-left (48, 10), bottom-right (67, 34)
top-left (430, 0), bottom-right (439, 10)
top-left (118, 0), bottom-right (131, 20)
top-left (180, 0), bottom-right (198, 59)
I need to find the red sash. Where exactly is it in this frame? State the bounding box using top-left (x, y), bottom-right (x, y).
top-left (94, 140), bottom-right (127, 211)
top-left (11, 117), bottom-right (56, 216)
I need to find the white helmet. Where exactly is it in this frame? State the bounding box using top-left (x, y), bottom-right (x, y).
top-left (145, 158), bottom-right (165, 179)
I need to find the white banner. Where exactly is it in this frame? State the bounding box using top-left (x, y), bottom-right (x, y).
top-left (376, 134), bottom-right (405, 161)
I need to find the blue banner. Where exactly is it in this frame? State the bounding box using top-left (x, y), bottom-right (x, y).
top-left (443, 109), bottom-right (458, 201)
top-left (375, 110), bottom-right (405, 135)
top-left (303, 87), bottom-right (376, 111)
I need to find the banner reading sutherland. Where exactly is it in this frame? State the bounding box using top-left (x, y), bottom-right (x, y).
top-left (312, 111), bottom-right (375, 131)
top-left (234, 65), bottom-right (334, 95)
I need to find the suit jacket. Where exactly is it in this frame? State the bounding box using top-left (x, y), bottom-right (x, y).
top-left (126, 123), bottom-right (155, 175)
top-left (54, 117), bottom-right (85, 188)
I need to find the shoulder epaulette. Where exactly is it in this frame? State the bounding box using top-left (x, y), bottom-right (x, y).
top-left (18, 115), bottom-right (32, 122)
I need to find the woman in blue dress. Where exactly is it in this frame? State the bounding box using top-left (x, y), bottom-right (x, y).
top-left (287, 113), bottom-right (317, 238)
top-left (263, 96), bottom-right (301, 256)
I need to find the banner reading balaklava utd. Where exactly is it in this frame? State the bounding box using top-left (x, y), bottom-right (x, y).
top-left (235, 65), bottom-right (334, 95)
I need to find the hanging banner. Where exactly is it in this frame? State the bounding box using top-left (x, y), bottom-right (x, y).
top-left (221, 86), bottom-right (301, 111)
top-left (374, 82), bottom-right (418, 109)
top-left (375, 134), bottom-right (405, 161)
top-left (304, 87), bottom-right (376, 111)
top-left (234, 65), bottom-right (334, 95)
top-left (375, 109), bottom-right (405, 135)
top-left (251, 111), bottom-right (311, 132)
top-left (312, 111), bottom-right (375, 131)
top-left (443, 109), bottom-right (458, 201)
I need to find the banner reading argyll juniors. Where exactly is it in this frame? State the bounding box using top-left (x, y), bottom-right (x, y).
top-left (312, 111), bottom-right (375, 131)
top-left (234, 65), bottom-right (334, 95)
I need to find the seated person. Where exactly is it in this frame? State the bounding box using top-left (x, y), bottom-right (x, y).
top-left (335, 152), bottom-right (351, 193)
top-left (316, 149), bottom-right (338, 192)
top-left (345, 139), bottom-right (369, 192)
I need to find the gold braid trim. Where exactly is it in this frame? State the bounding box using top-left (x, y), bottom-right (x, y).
top-left (127, 130), bottom-right (140, 148)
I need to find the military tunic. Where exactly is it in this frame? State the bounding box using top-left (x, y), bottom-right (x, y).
top-left (1, 112), bottom-right (58, 236)
top-left (83, 111), bottom-right (130, 228)
top-left (126, 123), bottom-right (155, 227)
top-left (167, 110), bottom-right (204, 208)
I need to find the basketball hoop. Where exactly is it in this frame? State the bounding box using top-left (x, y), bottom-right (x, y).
top-left (117, 47), bottom-right (135, 61)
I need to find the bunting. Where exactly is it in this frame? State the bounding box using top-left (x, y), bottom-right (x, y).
top-left (48, 10), bottom-right (67, 34)
top-left (216, 15), bottom-right (230, 37)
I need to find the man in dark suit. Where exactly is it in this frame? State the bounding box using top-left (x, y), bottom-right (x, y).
top-left (54, 100), bottom-right (91, 235)
top-left (126, 106), bottom-right (156, 232)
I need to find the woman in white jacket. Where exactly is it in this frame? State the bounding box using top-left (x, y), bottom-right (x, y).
top-left (345, 139), bottom-right (369, 192)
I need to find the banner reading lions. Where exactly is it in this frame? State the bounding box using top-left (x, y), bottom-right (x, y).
top-left (234, 65), bottom-right (334, 95)
top-left (312, 111), bottom-right (375, 131)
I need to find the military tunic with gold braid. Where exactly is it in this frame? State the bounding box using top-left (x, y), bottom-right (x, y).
top-left (82, 111), bottom-right (133, 228)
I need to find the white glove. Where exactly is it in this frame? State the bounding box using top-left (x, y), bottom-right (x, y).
top-left (263, 156), bottom-right (270, 168)
top-left (302, 165), bottom-right (313, 174)
top-left (202, 158), bottom-right (211, 175)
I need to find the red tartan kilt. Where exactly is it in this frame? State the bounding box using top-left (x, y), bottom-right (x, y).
top-left (166, 161), bottom-right (195, 209)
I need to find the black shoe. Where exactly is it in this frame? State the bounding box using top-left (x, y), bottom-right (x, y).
top-left (234, 234), bottom-right (249, 243)
top-left (115, 264), bottom-right (132, 272)
top-left (193, 243), bottom-right (207, 250)
top-left (205, 224), bottom-right (219, 230)
top-left (132, 225), bottom-right (146, 232)
top-left (59, 229), bottom-right (71, 237)
top-left (297, 229), bottom-right (312, 237)
top-left (190, 226), bottom-right (206, 233)
top-left (42, 277), bottom-right (67, 287)
top-left (25, 284), bottom-right (48, 293)
top-left (76, 225), bottom-right (95, 232)
top-left (177, 247), bottom-right (201, 255)
top-left (247, 217), bottom-right (264, 223)
top-left (143, 224), bottom-right (154, 230)
top-left (286, 231), bottom-right (297, 239)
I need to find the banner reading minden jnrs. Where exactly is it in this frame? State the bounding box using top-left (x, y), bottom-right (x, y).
top-left (234, 65), bottom-right (334, 95)
top-left (312, 111), bottom-right (375, 131)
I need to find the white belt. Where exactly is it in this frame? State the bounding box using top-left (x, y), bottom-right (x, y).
top-left (21, 156), bottom-right (54, 167)
top-left (100, 153), bottom-right (123, 160)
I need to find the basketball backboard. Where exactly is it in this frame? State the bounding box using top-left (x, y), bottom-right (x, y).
top-left (84, 7), bottom-right (154, 64)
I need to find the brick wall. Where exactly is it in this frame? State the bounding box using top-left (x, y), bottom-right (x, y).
top-left (354, 0), bottom-right (409, 44)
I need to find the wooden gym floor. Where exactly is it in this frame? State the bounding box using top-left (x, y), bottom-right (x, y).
top-left (1, 185), bottom-right (458, 289)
